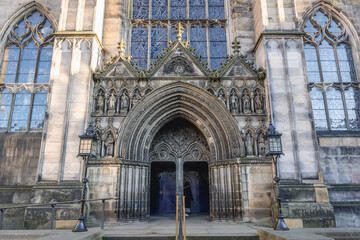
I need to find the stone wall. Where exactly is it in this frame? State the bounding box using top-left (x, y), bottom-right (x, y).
top-left (318, 137), bottom-right (360, 227)
top-left (0, 132), bottom-right (42, 186)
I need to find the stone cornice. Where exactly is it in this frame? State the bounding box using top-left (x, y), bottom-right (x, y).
top-left (253, 31), bottom-right (306, 53)
top-left (53, 31), bottom-right (104, 51)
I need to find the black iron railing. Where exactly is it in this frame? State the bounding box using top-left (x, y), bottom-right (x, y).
top-left (0, 197), bottom-right (118, 230)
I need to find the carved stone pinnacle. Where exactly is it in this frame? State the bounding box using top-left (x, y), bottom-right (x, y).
top-left (232, 39), bottom-right (240, 55)
top-left (175, 22), bottom-right (184, 42)
top-left (117, 38), bottom-right (126, 56)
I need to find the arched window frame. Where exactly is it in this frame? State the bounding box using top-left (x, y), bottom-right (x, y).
top-left (129, 0), bottom-right (229, 70)
top-left (0, 3), bottom-right (56, 132)
top-left (301, 4), bottom-right (360, 132)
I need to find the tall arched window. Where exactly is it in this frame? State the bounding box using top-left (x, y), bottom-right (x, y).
top-left (131, 0), bottom-right (227, 69)
top-left (0, 10), bottom-right (54, 132)
top-left (302, 8), bottom-right (360, 131)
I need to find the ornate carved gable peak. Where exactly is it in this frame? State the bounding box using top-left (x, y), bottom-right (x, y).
top-left (147, 41), bottom-right (210, 79)
top-left (219, 55), bottom-right (265, 80)
top-left (94, 55), bottom-right (138, 80)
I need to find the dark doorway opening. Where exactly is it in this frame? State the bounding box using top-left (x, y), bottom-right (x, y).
top-left (150, 162), bottom-right (176, 215)
top-left (183, 162), bottom-right (209, 214)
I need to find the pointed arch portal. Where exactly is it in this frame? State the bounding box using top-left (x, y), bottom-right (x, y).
top-left (116, 82), bottom-right (243, 221)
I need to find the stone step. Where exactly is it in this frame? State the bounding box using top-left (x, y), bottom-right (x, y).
top-left (103, 235), bottom-right (259, 240)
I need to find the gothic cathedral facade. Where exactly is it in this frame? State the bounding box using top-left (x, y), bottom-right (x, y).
top-left (0, 0), bottom-right (359, 229)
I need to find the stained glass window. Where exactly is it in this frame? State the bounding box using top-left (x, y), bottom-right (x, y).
top-left (303, 9), bottom-right (359, 131)
top-left (0, 10), bottom-right (54, 132)
top-left (131, 0), bottom-right (227, 69)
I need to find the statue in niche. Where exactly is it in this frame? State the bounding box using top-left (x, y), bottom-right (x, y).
top-left (255, 90), bottom-right (263, 113)
top-left (132, 90), bottom-right (141, 108)
top-left (120, 92), bottom-right (129, 113)
top-left (104, 133), bottom-right (115, 157)
top-left (96, 93), bottom-right (104, 115)
top-left (258, 133), bottom-right (266, 156)
top-left (246, 132), bottom-right (254, 156)
top-left (230, 92), bottom-right (239, 114)
top-left (218, 90), bottom-right (226, 106)
top-left (107, 92), bottom-right (116, 114)
top-left (243, 91), bottom-right (251, 114)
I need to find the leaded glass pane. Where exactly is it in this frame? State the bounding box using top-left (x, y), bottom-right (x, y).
top-left (313, 11), bottom-right (329, 27)
top-left (28, 11), bottom-right (43, 27)
top-left (304, 20), bottom-right (318, 38)
top-left (208, 6), bottom-right (225, 19)
top-left (0, 46), bottom-right (20, 83)
top-left (319, 41), bottom-right (339, 82)
top-left (133, 7), bottom-right (149, 19)
top-left (30, 89), bottom-right (47, 129)
top-left (189, 0), bottom-right (206, 20)
top-left (36, 45), bottom-right (53, 83)
top-left (14, 20), bottom-right (27, 37)
top-left (151, 41), bottom-right (167, 59)
top-left (210, 42), bottom-right (226, 58)
top-left (304, 44), bottom-right (321, 83)
top-left (190, 42), bottom-right (207, 61)
top-left (0, 89), bottom-right (12, 130)
top-left (190, 25), bottom-right (206, 41)
top-left (326, 88), bottom-right (346, 130)
top-left (132, 26), bottom-right (148, 41)
top-left (152, 0), bottom-right (168, 20)
top-left (209, 25), bottom-right (226, 41)
top-left (131, 25), bottom-right (148, 69)
top-left (170, 6), bottom-right (187, 19)
top-left (40, 20), bottom-right (53, 38)
top-left (131, 42), bottom-right (148, 60)
top-left (337, 44), bottom-right (356, 83)
top-left (190, 25), bottom-right (208, 61)
top-left (133, 0), bottom-right (149, 6)
top-left (328, 20), bottom-right (342, 36)
top-left (310, 88), bottom-right (328, 130)
top-left (151, 25), bottom-right (168, 61)
top-left (10, 90), bottom-right (31, 132)
top-left (344, 88), bottom-right (360, 130)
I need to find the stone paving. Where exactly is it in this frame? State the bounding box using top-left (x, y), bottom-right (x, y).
top-left (0, 216), bottom-right (359, 240)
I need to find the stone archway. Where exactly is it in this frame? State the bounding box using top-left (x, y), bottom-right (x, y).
top-left (116, 82), bottom-right (243, 221)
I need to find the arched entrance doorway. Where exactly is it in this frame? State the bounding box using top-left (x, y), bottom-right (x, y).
top-left (149, 118), bottom-right (210, 215)
top-left (117, 82), bottom-right (243, 222)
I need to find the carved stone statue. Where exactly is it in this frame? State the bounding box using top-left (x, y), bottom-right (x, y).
top-left (230, 93), bottom-right (239, 114)
top-left (104, 133), bottom-right (115, 157)
top-left (96, 93), bottom-right (104, 115)
top-left (258, 133), bottom-right (266, 156)
top-left (120, 92), bottom-right (129, 113)
top-left (246, 133), bottom-right (254, 156)
top-left (218, 90), bottom-right (226, 106)
top-left (243, 91), bottom-right (251, 114)
top-left (107, 92), bottom-right (116, 114)
top-left (255, 90), bottom-right (263, 113)
top-left (132, 91), bottom-right (141, 108)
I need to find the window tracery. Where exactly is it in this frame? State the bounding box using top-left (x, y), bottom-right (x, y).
top-left (0, 10), bottom-right (54, 132)
top-left (131, 0), bottom-right (227, 69)
top-left (302, 8), bottom-right (360, 131)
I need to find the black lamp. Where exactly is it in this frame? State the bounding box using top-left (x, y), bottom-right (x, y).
top-left (73, 124), bottom-right (95, 232)
top-left (78, 124), bottom-right (95, 156)
top-left (266, 122), bottom-right (289, 231)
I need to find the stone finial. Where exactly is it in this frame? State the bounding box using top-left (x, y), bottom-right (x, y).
top-left (117, 38), bottom-right (126, 56)
top-left (232, 38), bottom-right (240, 55)
top-left (175, 22), bottom-right (184, 42)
